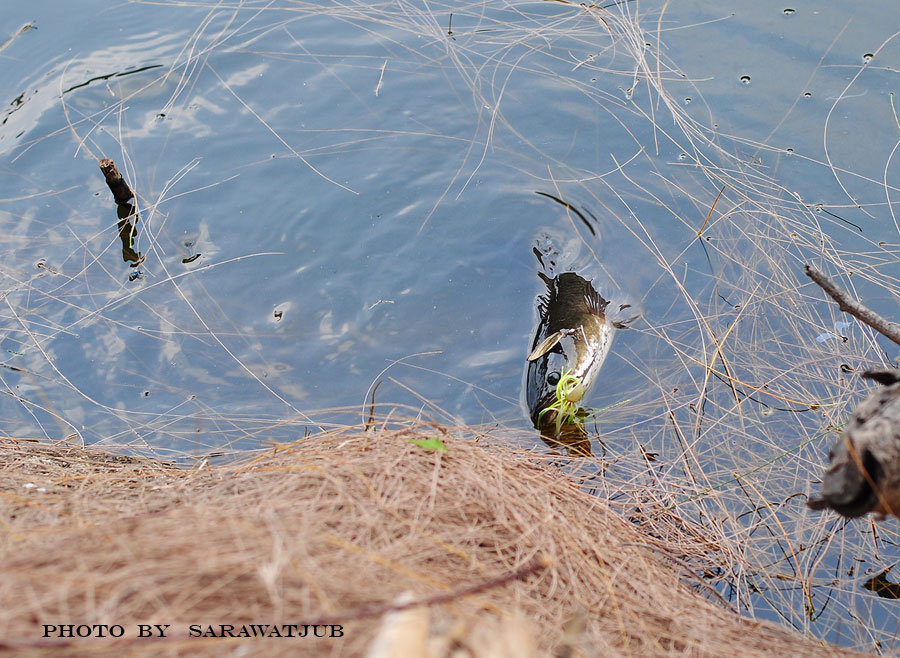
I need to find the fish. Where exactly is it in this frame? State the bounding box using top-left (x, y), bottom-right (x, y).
top-left (525, 270), bottom-right (630, 449)
top-left (807, 368), bottom-right (900, 518)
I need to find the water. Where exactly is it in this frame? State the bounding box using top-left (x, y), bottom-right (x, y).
top-left (3, 0), bottom-right (900, 650)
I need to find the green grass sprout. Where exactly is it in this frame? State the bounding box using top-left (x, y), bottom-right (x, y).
top-left (537, 366), bottom-right (585, 436)
top-left (405, 437), bottom-right (449, 453)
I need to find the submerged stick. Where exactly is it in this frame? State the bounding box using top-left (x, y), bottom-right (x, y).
top-left (98, 158), bottom-right (134, 205)
top-left (805, 264), bottom-right (900, 346)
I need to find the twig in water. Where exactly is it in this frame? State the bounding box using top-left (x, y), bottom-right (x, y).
top-left (374, 59), bottom-right (386, 97)
top-left (891, 92), bottom-right (900, 134)
top-left (697, 184), bottom-right (726, 236)
top-left (535, 191), bottom-right (596, 236)
top-left (813, 205), bottom-right (862, 232)
top-left (98, 158), bottom-right (135, 205)
top-left (805, 264), bottom-right (900, 346)
top-left (365, 380), bottom-right (383, 432)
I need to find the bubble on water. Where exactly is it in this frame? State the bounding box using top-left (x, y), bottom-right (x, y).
top-left (803, 92), bottom-right (812, 98)
top-left (814, 203), bottom-right (824, 213)
top-left (684, 97), bottom-right (692, 104)
top-left (740, 75), bottom-right (751, 85)
top-left (785, 148), bottom-right (794, 155)
top-left (863, 53), bottom-right (874, 63)
top-left (783, 8), bottom-right (795, 15)
top-left (678, 153), bottom-right (687, 161)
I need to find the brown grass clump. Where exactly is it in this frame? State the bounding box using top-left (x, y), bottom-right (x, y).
top-left (0, 428), bottom-right (865, 658)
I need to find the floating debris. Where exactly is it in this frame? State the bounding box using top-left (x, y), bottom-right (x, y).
top-left (816, 321), bottom-right (852, 343)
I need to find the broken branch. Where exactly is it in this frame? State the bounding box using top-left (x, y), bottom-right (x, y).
top-left (805, 264), bottom-right (900, 346)
top-left (98, 158), bottom-right (135, 205)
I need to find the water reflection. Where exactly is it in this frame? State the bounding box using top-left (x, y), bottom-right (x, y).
top-left (100, 158), bottom-right (144, 270)
top-left (864, 570), bottom-right (900, 599)
top-left (117, 202), bottom-right (143, 267)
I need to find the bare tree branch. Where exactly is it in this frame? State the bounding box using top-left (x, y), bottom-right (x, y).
top-left (805, 264), bottom-right (900, 346)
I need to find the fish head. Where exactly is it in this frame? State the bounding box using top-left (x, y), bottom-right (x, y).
top-left (525, 319), bottom-right (613, 433)
top-left (525, 331), bottom-right (574, 429)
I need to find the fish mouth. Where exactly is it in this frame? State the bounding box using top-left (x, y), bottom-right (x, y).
top-left (529, 391), bottom-right (561, 430)
top-left (808, 446), bottom-right (882, 518)
top-left (526, 361), bottom-right (591, 430)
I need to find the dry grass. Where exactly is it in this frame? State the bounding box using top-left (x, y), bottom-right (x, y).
top-left (0, 427), bottom-right (866, 658)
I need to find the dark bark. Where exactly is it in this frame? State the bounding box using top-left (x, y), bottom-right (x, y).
top-left (98, 158), bottom-right (134, 205)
